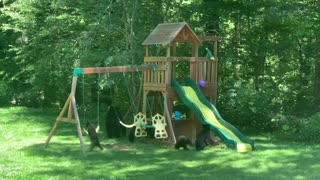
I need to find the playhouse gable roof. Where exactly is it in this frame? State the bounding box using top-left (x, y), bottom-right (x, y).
top-left (142, 22), bottom-right (201, 45)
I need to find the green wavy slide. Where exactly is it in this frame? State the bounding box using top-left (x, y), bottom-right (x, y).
top-left (172, 77), bottom-right (254, 152)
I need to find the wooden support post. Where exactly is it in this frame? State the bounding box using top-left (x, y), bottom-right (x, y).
top-left (165, 45), bottom-right (172, 85)
top-left (172, 43), bottom-right (177, 79)
top-left (67, 76), bottom-right (77, 120)
top-left (166, 44), bottom-right (171, 57)
top-left (45, 95), bottom-right (71, 148)
top-left (67, 102), bottom-right (73, 119)
top-left (45, 76), bottom-right (86, 157)
top-left (214, 41), bottom-right (218, 60)
top-left (70, 76), bottom-right (78, 95)
top-left (192, 43), bottom-right (199, 57)
top-left (191, 113), bottom-right (198, 142)
top-left (71, 96), bottom-right (86, 157)
top-left (142, 90), bottom-right (148, 116)
top-left (214, 60), bottom-right (218, 104)
top-left (145, 45), bottom-right (149, 57)
top-left (162, 92), bottom-right (176, 144)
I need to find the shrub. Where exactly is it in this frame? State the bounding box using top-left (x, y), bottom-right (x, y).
top-left (0, 82), bottom-right (11, 106)
top-left (297, 113), bottom-right (320, 142)
top-left (276, 113), bottom-right (320, 143)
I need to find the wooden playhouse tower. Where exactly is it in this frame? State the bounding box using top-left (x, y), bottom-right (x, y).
top-left (141, 22), bottom-right (220, 142)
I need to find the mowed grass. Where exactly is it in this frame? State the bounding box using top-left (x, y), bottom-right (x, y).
top-left (0, 107), bottom-right (320, 180)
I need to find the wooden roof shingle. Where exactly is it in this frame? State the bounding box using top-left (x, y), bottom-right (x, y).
top-left (142, 22), bottom-right (201, 45)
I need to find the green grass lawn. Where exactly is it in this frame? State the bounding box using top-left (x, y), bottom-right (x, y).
top-left (0, 107), bottom-right (319, 180)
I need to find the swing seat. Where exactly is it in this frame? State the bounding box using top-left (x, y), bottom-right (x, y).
top-left (152, 113), bottom-right (168, 139)
top-left (133, 112), bottom-right (148, 137)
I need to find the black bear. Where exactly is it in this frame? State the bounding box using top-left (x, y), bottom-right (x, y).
top-left (195, 124), bottom-right (211, 151)
top-left (86, 122), bottom-right (103, 151)
top-left (174, 135), bottom-right (193, 150)
top-left (105, 106), bottom-right (126, 138)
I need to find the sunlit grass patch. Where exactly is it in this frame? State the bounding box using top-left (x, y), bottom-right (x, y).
top-left (1, 107), bottom-right (320, 180)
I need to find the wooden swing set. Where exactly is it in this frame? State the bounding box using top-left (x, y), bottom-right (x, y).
top-left (45, 22), bottom-right (221, 157)
top-left (44, 65), bottom-right (175, 157)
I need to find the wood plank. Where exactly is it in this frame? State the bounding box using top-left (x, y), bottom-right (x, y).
top-left (147, 70), bottom-right (151, 83)
top-left (145, 56), bottom-right (211, 62)
top-left (162, 71), bottom-right (165, 84)
top-left (143, 86), bottom-right (166, 92)
top-left (145, 45), bottom-right (149, 57)
top-left (144, 57), bottom-right (167, 62)
top-left (71, 96), bottom-right (86, 158)
top-left (167, 57), bottom-right (209, 62)
top-left (155, 65), bottom-right (166, 71)
top-left (214, 41), bottom-right (218, 58)
top-left (163, 92), bottom-right (176, 144)
top-left (211, 62), bottom-right (215, 83)
top-left (45, 95), bottom-right (71, 148)
top-left (60, 118), bottom-right (77, 124)
top-left (82, 65), bottom-right (156, 74)
top-left (189, 62), bottom-right (194, 80)
top-left (192, 43), bottom-right (199, 57)
top-left (143, 71), bottom-right (147, 84)
top-left (207, 61), bottom-right (211, 82)
top-left (144, 83), bottom-right (166, 86)
top-left (157, 71), bottom-right (161, 84)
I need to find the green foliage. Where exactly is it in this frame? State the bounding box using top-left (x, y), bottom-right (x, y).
top-left (0, 81), bottom-right (11, 106)
top-left (299, 113), bottom-right (320, 142)
top-left (277, 113), bottom-right (320, 143)
top-left (217, 76), bottom-right (279, 132)
top-left (1, 0), bottom-right (320, 133)
top-left (208, 0), bottom-right (320, 132)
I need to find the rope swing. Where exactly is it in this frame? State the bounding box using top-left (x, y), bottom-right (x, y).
top-left (96, 73), bottom-right (101, 133)
top-left (81, 73), bottom-right (101, 134)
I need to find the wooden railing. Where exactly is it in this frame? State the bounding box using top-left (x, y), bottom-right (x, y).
top-left (144, 57), bottom-right (217, 91)
top-left (191, 58), bottom-right (217, 84)
top-left (143, 57), bottom-right (167, 91)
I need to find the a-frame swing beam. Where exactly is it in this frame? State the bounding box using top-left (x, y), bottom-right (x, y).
top-left (45, 65), bottom-right (157, 158)
top-left (74, 65), bottom-right (157, 76)
top-left (44, 76), bottom-right (86, 157)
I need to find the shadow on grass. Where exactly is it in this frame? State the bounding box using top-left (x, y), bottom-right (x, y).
top-left (3, 107), bottom-right (320, 179)
top-left (20, 136), bottom-right (320, 180)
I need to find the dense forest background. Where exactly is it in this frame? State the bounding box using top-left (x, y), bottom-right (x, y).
top-left (1, 0), bottom-right (320, 138)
